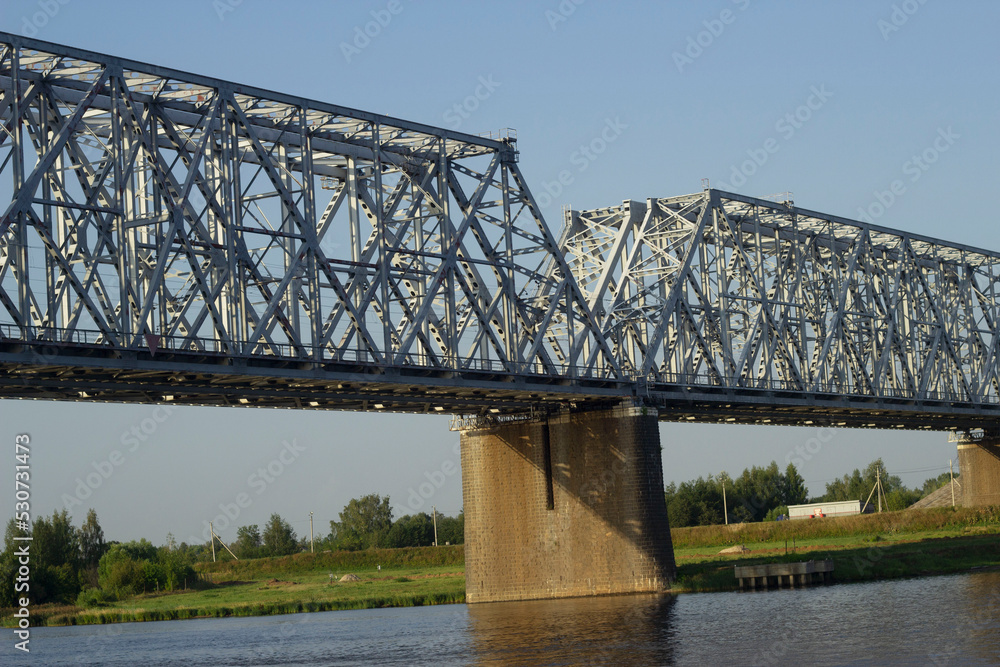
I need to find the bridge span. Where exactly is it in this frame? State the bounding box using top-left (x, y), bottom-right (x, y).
top-left (2, 33), bottom-right (999, 603)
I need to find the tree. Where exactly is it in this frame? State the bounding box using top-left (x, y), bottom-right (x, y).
top-left (97, 539), bottom-right (157, 595)
top-left (822, 458), bottom-right (921, 510)
top-left (732, 462), bottom-right (784, 522)
top-left (386, 513), bottom-right (434, 548)
top-left (32, 509), bottom-right (82, 603)
top-left (332, 494), bottom-right (393, 550)
top-left (79, 509), bottom-right (107, 568)
top-left (437, 511), bottom-right (464, 545)
top-left (665, 462), bottom-right (808, 527)
top-left (782, 463), bottom-right (808, 506)
top-left (157, 539), bottom-right (195, 592)
top-left (0, 519), bottom-right (27, 606)
top-left (665, 483), bottom-right (695, 528)
top-left (885, 487), bottom-right (921, 511)
top-left (235, 524), bottom-right (262, 559)
top-left (34, 509), bottom-right (80, 570)
top-left (824, 459), bottom-right (898, 504)
top-left (920, 471), bottom-right (956, 497)
top-left (94, 538), bottom-right (193, 598)
top-left (262, 514), bottom-right (298, 557)
top-left (664, 477), bottom-right (724, 527)
top-left (764, 505), bottom-right (789, 521)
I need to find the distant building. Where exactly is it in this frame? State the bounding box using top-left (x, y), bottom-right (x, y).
top-left (787, 500), bottom-right (868, 520)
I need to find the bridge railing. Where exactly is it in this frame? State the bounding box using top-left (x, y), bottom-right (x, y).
top-left (0, 324), bottom-right (610, 380)
top-left (649, 371), bottom-right (1000, 405)
top-left (4, 323), bottom-right (994, 402)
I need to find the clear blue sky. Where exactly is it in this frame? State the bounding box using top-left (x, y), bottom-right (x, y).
top-left (2, 0), bottom-right (996, 544)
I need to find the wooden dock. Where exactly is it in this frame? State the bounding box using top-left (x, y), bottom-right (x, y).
top-left (734, 560), bottom-right (834, 591)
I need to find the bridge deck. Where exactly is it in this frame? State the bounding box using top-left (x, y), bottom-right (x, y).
top-left (4, 333), bottom-right (998, 431)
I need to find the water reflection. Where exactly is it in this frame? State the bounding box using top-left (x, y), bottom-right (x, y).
top-left (466, 592), bottom-right (677, 665)
top-left (6, 572), bottom-right (1000, 666)
top-left (963, 571), bottom-right (1000, 665)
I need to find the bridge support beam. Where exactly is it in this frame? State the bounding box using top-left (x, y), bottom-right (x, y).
top-left (957, 440), bottom-right (1000, 507)
top-left (460, 404), bottom-right (674, 603)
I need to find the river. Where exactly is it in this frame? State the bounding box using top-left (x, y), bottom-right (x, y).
top-left (5, 571), bottom-right (999, 665)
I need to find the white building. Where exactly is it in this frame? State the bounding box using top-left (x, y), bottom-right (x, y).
top-left (787, 500), bottom-right (867, 520)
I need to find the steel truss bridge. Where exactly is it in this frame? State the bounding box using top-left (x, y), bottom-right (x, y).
top-left (1, 33), bottom-right (999, 431)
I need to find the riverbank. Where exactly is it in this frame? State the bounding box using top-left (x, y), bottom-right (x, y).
top-left (673, 532), bottom-right (1000, 592)
top-left (6, 507), bottom-right (998, 627)
top-left (39, 564), bottom-right (466, 626)
top-left (671, 504), bottom-right (1000, 591)
top-left (15, 546), bottom-right (466, 627)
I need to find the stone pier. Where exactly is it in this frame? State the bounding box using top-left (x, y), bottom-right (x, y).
top-left (460, 404), bottom-right (675, 603)
top-left (957, 440), bottom-right (1000, 507)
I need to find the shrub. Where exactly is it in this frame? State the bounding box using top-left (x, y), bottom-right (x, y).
top-left (764, 506), bottom-right (789, 521)
top-left (99, 557), bottom-right (147, 596)
top-left (76, 587), bottom-right (115, 608)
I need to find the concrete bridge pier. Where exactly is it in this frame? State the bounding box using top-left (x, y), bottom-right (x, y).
top-left (460, 403), bottom-right (675, 603)
top-left (957, 438), bottom-right (1000, 507)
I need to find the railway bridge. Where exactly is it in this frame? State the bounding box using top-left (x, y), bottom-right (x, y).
top-left (2, 33), bottom-right (998, 602)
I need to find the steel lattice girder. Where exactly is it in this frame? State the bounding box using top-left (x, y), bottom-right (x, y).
top-left (0, 32), bottom-right (621, 390)
top-left (564, 189), bottom-right (1000, 407)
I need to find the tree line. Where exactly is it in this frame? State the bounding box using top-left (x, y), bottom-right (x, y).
top-left (819, 458), bottom-right (951, 510)
top-left (665, 458), bottom-right (957, 528)
top-left (0, 494), bottom-right (463, 608)
top-left (0, 508), bottom-right (196, 608)
top-left (228, 494), bottom-right (463, 559)
top-left (665, 462), bottom-right (808, 528)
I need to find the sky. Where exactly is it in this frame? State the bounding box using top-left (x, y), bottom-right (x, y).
top-left (1, 0), bottom-right (997, 544)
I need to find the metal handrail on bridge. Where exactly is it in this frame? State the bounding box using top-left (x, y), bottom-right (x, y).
top-left (648, 371), bottom-right (999, 405)
top-left (3, 323), bottom-right (997, 405)
top-left (0, 323), bottom-right (612, 380)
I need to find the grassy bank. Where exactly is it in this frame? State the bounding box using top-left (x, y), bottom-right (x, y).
top-left (7, 548), bottom-right (466, 627)
top-left (5, 508), bottom-right (998, 626)
top-left (671, 506), bottom-right (1000, 592)
top-left (195, 544), bottom-right (464, 582)
top-left (672, 505), bottom-right (1000, 549)
top-left (37, 565), bottom-right (463, 626)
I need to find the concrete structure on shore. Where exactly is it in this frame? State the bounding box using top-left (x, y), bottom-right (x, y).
top-left (735, 560), bottom-right (834, 590)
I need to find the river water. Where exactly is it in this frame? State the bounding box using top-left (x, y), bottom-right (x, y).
top-left (5, 571), bottom-right (999, 666)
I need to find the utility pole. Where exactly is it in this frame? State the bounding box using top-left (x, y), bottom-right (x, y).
top-left (310, 511), bottom-right (315, 553)
top-left (722, 480), bottom-right (729, 525)
top-left (211, 530), bottom-right (240, 560)
top-left (877, 467), bottom-right (882, 513)
top-left (432, 506), bottom-right (439, 547)
top-left (210, 520), bottom-right (216, 562)
top-left (949, 459), bottom-right (956, 507)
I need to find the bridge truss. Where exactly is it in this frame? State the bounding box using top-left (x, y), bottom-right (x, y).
top-left (564, 190), bottom-right (1000, 428)
top-left (0, 32), bottom-right (623, 414)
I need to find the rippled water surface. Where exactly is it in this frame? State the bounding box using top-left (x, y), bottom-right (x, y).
top-left (5, 571), bottom-right (999, 665)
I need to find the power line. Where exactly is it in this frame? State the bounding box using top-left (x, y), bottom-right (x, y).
top-left (892, 465), bottom-right (952, 475)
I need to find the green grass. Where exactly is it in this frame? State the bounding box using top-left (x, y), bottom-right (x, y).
top-left (670, 507), bottom-right (1000, 592)
top-left (195, 545), bottom-right (464, 582)
top-left (671, 505), bottom-right (1000, 549)
top-left (39, 563), bottom-right (465, 626)
top-left (0, 547), bottom-right (467, 627)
